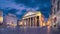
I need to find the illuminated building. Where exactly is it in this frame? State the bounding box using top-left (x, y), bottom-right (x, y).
top-left (41, 15), bottom-right (46, 27)
top-left (47, 18), bottom-right (51, 26)
top-left (5, 13), bottom-right (17, 27)
top-left (21, 11), bottom-right (44, 27)
top-left (51, 0), bottom-right (60, 29)
top-left (0, 10), bottom-right (3, 24)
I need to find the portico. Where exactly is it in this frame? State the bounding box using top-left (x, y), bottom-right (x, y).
top-left (22, 11), bottom-right (43, 27)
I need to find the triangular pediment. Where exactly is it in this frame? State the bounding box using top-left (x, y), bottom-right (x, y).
top-left (24, 12), bottom-right (36, 17)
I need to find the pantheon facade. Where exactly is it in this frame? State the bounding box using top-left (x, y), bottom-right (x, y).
top-left (21, 11), bottom-right (45, 27)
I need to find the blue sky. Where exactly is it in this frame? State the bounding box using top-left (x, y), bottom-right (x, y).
top-left (0, 0), bottom-right (51, 19)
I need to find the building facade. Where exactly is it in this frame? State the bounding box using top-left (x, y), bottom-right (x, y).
top-left (5, 13), bottom-right (17, 27)
top-left (51, 0), bottom-right (60, 15)
top-left (51, 0), bottom-right (60, 29)
top-left (21, 11), bottom-right (45, 27)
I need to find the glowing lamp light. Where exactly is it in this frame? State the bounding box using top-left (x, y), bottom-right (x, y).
top-left (19, 22), bottom-right (23, 25)
top-left (43, 23), bottom-right (45, 26)
top-left (0, 17), bottom-right (3, 23)
top-left (47, 21), bottom-right (50, 26)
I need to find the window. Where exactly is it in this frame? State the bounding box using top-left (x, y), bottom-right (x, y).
top-left (59, 0), bottom-right (60, 10)
top-left (54, 8), bottom-right (56, 14)
top-left (57, 0), bottom-right (59, 11)
top-left (54, 24), bottom-right (56, 27)
top-left (54, 17), bottom-right (57, 23)
top-left (53, 0), bottom-right (55, 3)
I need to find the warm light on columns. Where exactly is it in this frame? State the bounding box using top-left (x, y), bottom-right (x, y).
top-left (37, 12), bottom-right (43, 27)
top-left (0, 16), bottom-right (3, 23)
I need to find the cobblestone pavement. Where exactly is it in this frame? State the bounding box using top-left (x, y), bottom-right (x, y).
top-left (0, 26), bottom-right (60, 34)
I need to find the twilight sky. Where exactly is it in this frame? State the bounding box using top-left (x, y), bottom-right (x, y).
top-left (0, 0), bottom-right (51, 19)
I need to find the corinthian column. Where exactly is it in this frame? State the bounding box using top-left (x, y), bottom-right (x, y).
top-left (30, 17), bottom-right (31, 27)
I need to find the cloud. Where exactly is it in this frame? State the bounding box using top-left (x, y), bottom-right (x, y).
top-left (16, 10), bottom-right (23, 15)
top-left (0, 0), bottom-right (51, 19)
top-left (14, 0), bottom-right (40, 8)
top-left (14, 0), bottom-right (51, 7)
